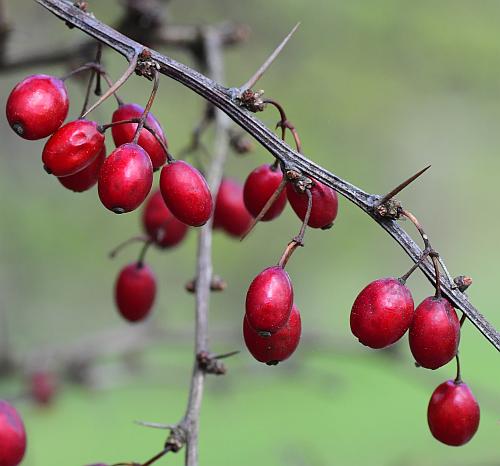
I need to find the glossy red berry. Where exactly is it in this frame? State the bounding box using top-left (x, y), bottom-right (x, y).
top-left (142, 190), bottom-right (189, 248)
top-left (159, 160), bottom-right (212, 227)
top-left (111, 103), bottom-right (168, 170)
top-left (30, 371), bottom-right (57, 406)
top-left (98, 143), bottom-right (153, 214)
top-left (409, 297), bottom-right (460, 369)
top-left (0, 400), bottom-right (26, 466)
top-left (244, 304), bottom-right (301, 365)
top-left (350, 277), bottom-right (414, 349)
top-left (427, 380), bottom-right (480, 446)
top-left (245, 266), bottom-right (293, 334)
top-left (115, 262), bottom-right (156, 322)
top-left (214, 178), bottom-right (252, 237)
top-left (6, 74), bottom-right (69, 140)
top-left (286, 180), bottom-right (338, 229)
top-left (57, 146), bottom-right (105, 192)
top-left (243, 164), bottom-right (287, 221)
top-left (42, 120), bottom-right (105, 177)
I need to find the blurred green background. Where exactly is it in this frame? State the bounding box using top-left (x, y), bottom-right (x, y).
top-left (0, 1), bottom-right (499, 465)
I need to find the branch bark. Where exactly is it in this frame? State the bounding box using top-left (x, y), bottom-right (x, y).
top-left (34, 0), bottom-right (500, 352)
top-left (173, 27), bottom-right (230, 466)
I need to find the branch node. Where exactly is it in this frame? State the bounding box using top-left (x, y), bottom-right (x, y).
top-left (453, 275), bottom-right (473, 293)
top-left (373, 198), bottom-right (403, 220)
top-left (285, 169), bottom-right (312, 193)
top-left (165, 426), bottom-right (186, 453)
top-left (135, 48), bottom-right (160, 80)
top-left (196, 351), bottom-right (227, 375)
top-left (185, 275), bottom-right (227, 293)
top-left (238, 89), bottom-right (266, 112)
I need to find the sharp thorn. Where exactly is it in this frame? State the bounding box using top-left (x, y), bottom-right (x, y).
top-left (214, 350), bottom-right (240, 360)
top-left (239, 22), bottom-right (300, 93)
top-left (134, 420), bottom-right (175, 430)
top-left (378, 165), bottom-right (431, 205)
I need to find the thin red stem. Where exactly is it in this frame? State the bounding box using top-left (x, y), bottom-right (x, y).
top-left (133, 69), bottom-right (159, 145)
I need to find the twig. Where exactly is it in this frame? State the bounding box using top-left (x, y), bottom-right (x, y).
top-left (31, 0), bottom-right (500, 352)
top-left (167, 27), bottom-right (231, 466)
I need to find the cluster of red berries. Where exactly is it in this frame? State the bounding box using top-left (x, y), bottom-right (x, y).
top-left (4, 67), bottom-right (481, 465)
top-left (350, 277), bottom-right (480, 446)
top-left (243, 174), bottom-right (338, 365)
top-left (6, 74), bottom-right (212, 220)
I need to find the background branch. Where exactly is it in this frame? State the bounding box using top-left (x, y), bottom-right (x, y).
top-left (171, 26), bottom-right (231, 466)
top-left (33, 0), bottom-right (500, 352)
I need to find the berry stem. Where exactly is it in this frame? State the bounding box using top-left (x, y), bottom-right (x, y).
top-left (137, 238), bottom-right (154, 268)
top-left (141, 447), bottom-right (170, 466)
top-left (79, 65), bottom-right (96, 118)
top-left (99, 118), bottom-right (172, 162)
top-left (399, 248), bottom-right (431, 283)
top-left (60, 62), bottom-right (103, 81)
top-left (240, 174), bottom-right (287, 241)
top-left (460, 313), bottom-right (467, 327)
top-left (401, 209), bottom-right (441, 298)
top-left (264, 98), bottom-right (302, 153)
top-left (278, 188), bottom-right (312, 268)
top-left (94, 42), bottom-right (103, 97)
top-left (81, 53), bottom-right (138, 118)
top-left (108, 235), bottom-right (149, 259)
top-left (132, 68), bottom-right (159, 145)
top-left (454, 354), bottom-right (462, 384)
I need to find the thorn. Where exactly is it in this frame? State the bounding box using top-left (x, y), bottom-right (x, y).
top-left (214, 350), bottom-right (240, 360)
top-left (239, 22), bottom-right (300, 93)
top-left (377, 165), bottom-right (431, 206)
top-left (134, 420), bottom-right (175, 430)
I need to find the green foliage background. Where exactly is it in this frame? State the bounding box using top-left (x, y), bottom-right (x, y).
top-left (0, 1), bottom-right (499, 465)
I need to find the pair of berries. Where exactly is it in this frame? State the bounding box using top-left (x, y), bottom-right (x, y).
top-left (244, 266), bottom-right (301, 365)
top-left (213, 163), bottom-right (339, 240)
top-left (243, 163), bottom-right (339, 228)
top-left (0, 400), bottom-right (26, 466)
top-left (350, 277), bottom-right (460, 369)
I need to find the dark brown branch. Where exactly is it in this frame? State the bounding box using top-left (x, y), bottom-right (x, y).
top-left (33, 1), bottom-right (500, 352)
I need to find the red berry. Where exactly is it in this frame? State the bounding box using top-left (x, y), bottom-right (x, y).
top-left (98, 143), bottom-right (153, 214)
top-left (244, 304), bottom-right (301, 365)
top-left (42, 120), bottom-right (105, 177)
top-left (142, 190), bottom-right (189, 248)
top-left (0, 400), bottom-right (26, 466)
top-left (111, 103), bottom-right (168, 170)
top-left (286, 180), bottom-right (338, 229)
top-left (57, 146), bottom-right (105, 192)
top-left (159, 160), bottom-right (212, 227)
top-left (115, 263), bottom-right (156, 322)
top-left (427, 380), bottom-right (480, 446)
top-left (243, 164), bottom-right (287, 221)
top-left (350, 277), bottom-right (414, 349)
top-left (245, 266), bottom-right (293, 334)
top-left (409, 296), bottom-right (460, 369)
top-left (30, 371), bottom-right (57, 406)
top-left (214, 178), bottom-right (252, 237)
top-left (6, 74), bottom-right (69, 140)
